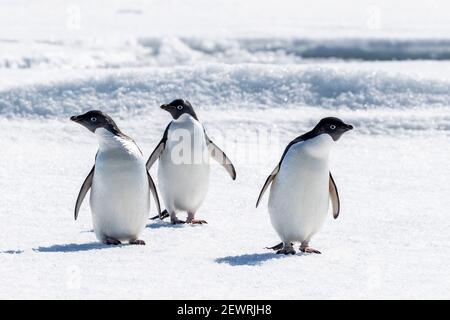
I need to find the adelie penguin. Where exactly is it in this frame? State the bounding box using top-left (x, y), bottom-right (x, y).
top-left (71, 110), bottom-right (161, 245)
top-left (256, 117), bottom-right (353, 255)
top-left (147, 99), bottom-right (236, 224)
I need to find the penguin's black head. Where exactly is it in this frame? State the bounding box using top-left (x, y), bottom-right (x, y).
top-left (312, 117), bottom-right (353, 141)
top-left (70, 110), bottom-right (122, 135)
top-left (160, 99), bottom-right (198, 120)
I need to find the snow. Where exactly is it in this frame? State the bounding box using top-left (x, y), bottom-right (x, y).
top-left (2, 64), bottom-right (450, 118)
top-left (1, 0), bottom-right (450, 299)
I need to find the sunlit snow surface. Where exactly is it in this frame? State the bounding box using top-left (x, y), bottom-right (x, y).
top-left (0, 0), bottom-right (449, 299)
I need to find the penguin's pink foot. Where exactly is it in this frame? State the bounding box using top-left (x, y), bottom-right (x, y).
top-left (186, 219), bottom-right (208, 224)
top-left (300, 246), bottom-right (321, 254)
top-left (104, 237), bottom-right (121, 245)
top-left (186, 212), bottom-right (207, 224)
top-left (276, 245), bottom-right (296, 255)
top-left (129, 239), bottom-right (146, 245)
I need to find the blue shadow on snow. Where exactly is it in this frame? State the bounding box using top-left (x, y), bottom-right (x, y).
top-left (146, 222), bottom-right (186, 229)
top-left (33, 242), bottom-right (119, 253)
top-left (215, 252), bottom-right (289, 266)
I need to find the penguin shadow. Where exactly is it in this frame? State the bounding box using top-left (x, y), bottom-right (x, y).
top-left (215, 252), bottom-right (291, 266)
top-left (33, 242), bottom-right (121, 253)
top-left (145, 221), bottom-right (186, 229)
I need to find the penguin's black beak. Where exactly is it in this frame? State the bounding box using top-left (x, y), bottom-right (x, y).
top-left (70, 115), bottom-right (80, 123)
top-left (160, 104), bottom-right (170, 110)
top-left (346, 124), bottom-right (354, 131)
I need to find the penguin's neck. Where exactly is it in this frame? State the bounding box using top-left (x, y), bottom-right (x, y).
top-left (174, 113), bottom-right (197, 124)
top-left (95, 128), bottom-right (136, 153)
top-left (302, 134), bottom-right (334, 159)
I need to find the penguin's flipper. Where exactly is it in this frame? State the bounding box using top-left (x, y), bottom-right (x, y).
top-left (147, 171), bottom-right (162, 218)
top-left (74, 165), bottom-right (95, 220)
top-left (146, 123), bottom-right (172, 170)
top-left (329, 172), bottom-right (340, 219)
top-left (207, 141), bottom-right (237, 180)
top-left (150, 209), bottom-right (170, 220)
top-left (255, 164), bottom-right (280, 208)
top-left (146, 140), bottom-right (165, 170)
top-left (204, 133), bottom-right (237, 180)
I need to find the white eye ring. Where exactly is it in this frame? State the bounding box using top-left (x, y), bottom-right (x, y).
top-left (330, 125), bottom-right (336, 130)
top-left (91, 117), bottom-right (97, 122)
top-left (177, 105), bottom-right (183, 110)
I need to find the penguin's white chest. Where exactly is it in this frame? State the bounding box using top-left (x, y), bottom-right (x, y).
top-left (90, 130), bottom-right (149, 242)
top-left (268, 134), bottom-right (333, 243)
top-left (158, 115), bottom-right (210, 212)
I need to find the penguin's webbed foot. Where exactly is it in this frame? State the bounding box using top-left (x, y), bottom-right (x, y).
top-left (186, 219), bottom-right (207, 225)
top-left (266, 242), bottom-right (292, 251)
top-left (300, 246), bottom-right (321, 254)
top-left (186, 212), bottom-right (207, 224)
top-left (171, 218), bottom-right (186, 224)
top-left (276, 246), bottom-right (296, 255)
top-left (104, 237), bottom-right (121, 245)
top-left (129, 239), bottom-right (146, 245)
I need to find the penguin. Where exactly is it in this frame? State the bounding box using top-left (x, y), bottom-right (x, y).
top-left (71, 110), bottom-right (161, 245)
top-left (256, 117), bottom-right (353, 255)
top-left (147, 99), bottom-right (236, 224)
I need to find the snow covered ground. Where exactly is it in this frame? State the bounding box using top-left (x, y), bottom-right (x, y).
top-left (1, 0), bottom-right (450, 299)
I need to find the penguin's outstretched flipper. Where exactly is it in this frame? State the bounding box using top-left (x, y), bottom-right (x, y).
top-left (205, 132), bottom-right (236, 180)
top-left (256, 165), bottom-right (280, 208)
top-left (146, 123), bottom-right (171, 170)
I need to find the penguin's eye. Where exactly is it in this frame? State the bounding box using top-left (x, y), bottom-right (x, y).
top-left (177, 105), bottom-right (183, 110)
top-left (91, 117), bottom-right (97, 122)
top-left (330, 125), bottom-right (336, 130)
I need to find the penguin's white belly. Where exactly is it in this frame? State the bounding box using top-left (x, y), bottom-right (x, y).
top-left (90, 159), bottom-right (149, 242)
top-left (159, 159), bottom-right (210, 212)
top-left (268, 149), bottom-right (330, 243)
top-left (158, 115), bottom-right (210, 212)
